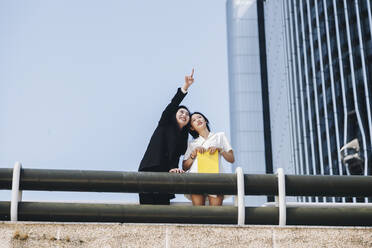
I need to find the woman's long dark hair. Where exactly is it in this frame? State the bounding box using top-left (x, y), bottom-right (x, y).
top-left (189, 112), bottom-right (210, 139)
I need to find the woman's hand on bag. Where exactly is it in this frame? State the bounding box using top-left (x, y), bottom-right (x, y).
top-left (192, 147), bottom-right (206, 158)
top-left (208, 146), bottom-right (221, 154)
top-left (169, 168), bottom-right (185, 173)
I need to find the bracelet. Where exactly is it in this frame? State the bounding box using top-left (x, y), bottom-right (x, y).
top-left (190, 155), bottom-right (195, 160)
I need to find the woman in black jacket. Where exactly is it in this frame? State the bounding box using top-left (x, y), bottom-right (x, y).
top-left (138, 69), bottom-right (195, 205)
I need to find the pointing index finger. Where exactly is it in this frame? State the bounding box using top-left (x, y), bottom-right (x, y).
top-left (191, 68), bottom-right (194, 78)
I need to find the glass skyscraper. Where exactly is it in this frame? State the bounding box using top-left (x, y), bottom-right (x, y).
top-left (281, 0), bottom-right (372, 178)
top-left (226, 0), bottom-right (270, 205)
top-left (227, 0), bottom-right (372, 203)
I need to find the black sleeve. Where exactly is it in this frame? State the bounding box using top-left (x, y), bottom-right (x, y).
top-left (158, 88), bottom-right (187, 125)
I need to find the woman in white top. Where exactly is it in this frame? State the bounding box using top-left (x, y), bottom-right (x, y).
top-left (182, 112), bottom-right (235, 206)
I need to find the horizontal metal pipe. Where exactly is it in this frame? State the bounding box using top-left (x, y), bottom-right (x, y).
top-left (0, 169), bottom-right (276, 195)
top-left (0, 201), bottom-right (371, 226)
top-left (0, 201), bottom-right (238, 224)
top-left (285, 175), bottom-right (372, 197)
top-left (0, 168), bottom-right (371, 197)
top-left (244, 174), bottom-right (277, 195)
top-left (286, 207), bottom-right (372, 226)
top-left (263, 202), bottom-right (372, 208)
top-left (19, 169), bottom-right (238, 195)
top-left (0, 169), bottom-right (13, 189)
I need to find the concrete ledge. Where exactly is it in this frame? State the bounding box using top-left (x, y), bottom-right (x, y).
top-left (0, 222), bottom-right (371, 248)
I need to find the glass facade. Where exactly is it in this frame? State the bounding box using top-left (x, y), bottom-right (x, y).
top-left (277, 0), bottom-right (372, 202)
top-left (226, 0), bottom-right (267, 206)
top-left (226, 0), bottom-right (371, 203)
top-left (264, 0), bottom-right (295, 176)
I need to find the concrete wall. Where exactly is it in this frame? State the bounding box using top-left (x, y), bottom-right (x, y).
top-left (0, 222), bottom-right (371, 248)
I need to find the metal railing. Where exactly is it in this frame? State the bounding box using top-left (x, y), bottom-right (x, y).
top-left (0, 162), bottom-right (372, 226)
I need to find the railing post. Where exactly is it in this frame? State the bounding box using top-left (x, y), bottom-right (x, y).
top-left (235, 167), bottom-right (245, 225)
top-left (11, 161), bottom-right (22, 221)
top-left (277, 168), bottom-right (286, 226)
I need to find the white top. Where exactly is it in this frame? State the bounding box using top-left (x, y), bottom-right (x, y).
top-left (184, 132), bottom-right (233, 173)
top-left (180, 87), bottom-right (187, 94)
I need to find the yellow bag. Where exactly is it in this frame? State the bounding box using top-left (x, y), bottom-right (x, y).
top-left (197, 151), bottom-right (219, 173)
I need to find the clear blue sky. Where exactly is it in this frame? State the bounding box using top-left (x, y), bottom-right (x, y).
top-left (0, 0), bottom-right (230, 203)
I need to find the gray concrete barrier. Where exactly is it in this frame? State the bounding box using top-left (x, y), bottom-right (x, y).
top-left (0, 222), bottom-right (371, 248)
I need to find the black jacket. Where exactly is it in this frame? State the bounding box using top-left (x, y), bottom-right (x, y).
top-left (138, 88), bottom-right (188, 172)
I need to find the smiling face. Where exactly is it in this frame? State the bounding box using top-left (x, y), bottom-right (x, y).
top-left (176, 108), bottom-right (190, 129)
top-left (190, 113), bottom-right (207, 134)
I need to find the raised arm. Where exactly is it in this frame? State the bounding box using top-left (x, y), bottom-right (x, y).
top-left (159, 69), bottom-right (195, 125)
top-left (183, 68), bottom-right (194, 92)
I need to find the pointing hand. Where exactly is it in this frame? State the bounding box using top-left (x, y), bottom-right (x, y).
top-left (183, 68), bottom-right (195, 91)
